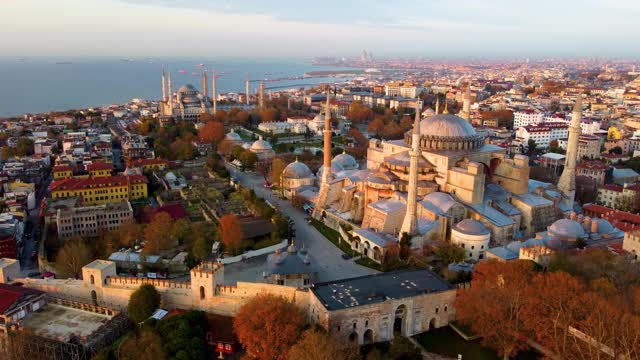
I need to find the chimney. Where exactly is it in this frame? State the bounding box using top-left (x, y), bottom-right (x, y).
top-left (591, 219), bottom-right (598, 233)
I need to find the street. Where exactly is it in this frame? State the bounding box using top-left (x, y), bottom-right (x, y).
top-left (226, 165), bottom-right (377, 283)
top-left (18, 174), bottom-right (51, 273)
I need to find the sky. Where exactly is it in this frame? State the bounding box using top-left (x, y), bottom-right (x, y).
top-left (1, 0), bottom-right (640, 58)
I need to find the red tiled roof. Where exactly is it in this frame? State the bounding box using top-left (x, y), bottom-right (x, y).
top-left (53, 165), bottom-right (73, 173)
top-left (141, 203), bottom-right (188, 224)
top-left (131, 158), bottom-right (168, 166)
top-left (49, 175), bottom-right (147, 192)
top-left (0, 284), bottom-right (44, 315)
top-left (577, 161), bottom-right (609, 171)
top-left (86, 162), bottom-right (113, 171)
top-left (600, 184), bottom-right (623, 192)
top-left (583, 203), bottom-right (640, 232)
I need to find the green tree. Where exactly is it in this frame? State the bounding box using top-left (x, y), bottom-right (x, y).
top-left (16, 138), bottom-right (34, 156)
top-left (527, 139), bottom-right (537, 155)
top-left (128, 284), bottom-right (161, 323)
top-left (118, 328), bottom-right (166, 360)
top-left (434, 243), bottom-right (465, 265)
top-left (155, 311), bottom-right (210, 360)
top-left (239, 150), bottom-right (259, 170)
top-left (192, 223), bottom-right (216, 260)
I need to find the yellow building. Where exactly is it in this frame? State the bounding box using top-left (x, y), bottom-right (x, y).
top-left (48, 175), bottom-right (148, 206)
top-left (86, 162), bottom-right (113, 177)
top-left (130, 158), bottom-right (169, 172)
top-left (52, 165), bottom-right (73, 179)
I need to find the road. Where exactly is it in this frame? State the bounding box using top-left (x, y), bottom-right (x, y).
top-left (18, 174), bottom-right (52, 273)
top-left (226, 165), bottom-right (377, 283)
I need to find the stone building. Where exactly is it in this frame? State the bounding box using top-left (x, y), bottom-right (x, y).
top-left (309, 269), bottom-right (456, 345)
top-left (249, 136), bottom-right (275, 161)
top-left (450, 218), bottom-right (491, 261)
top-left (280, 160), bottom-right (316, 199)
top-left (265, 243), bottom-right (316, 288)
top-left (56, 201), bottom-right (134, 240)
top-left (0, 259), bottom-right (456, 346)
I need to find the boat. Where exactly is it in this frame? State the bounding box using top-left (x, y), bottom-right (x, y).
top-left (179, 70), bottom-right (188, 74)
top-left (55, 61), bottom-right (72, 65)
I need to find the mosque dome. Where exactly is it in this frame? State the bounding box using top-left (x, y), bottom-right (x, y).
top-left (251, 137), bottom-right (272, 151)
top-left (283, 160), bottom-right (313, 179)
top-left (332, 152), bottom-right (358, 171)
top-left (226, 129), bottom-right (242, 142)
top-left (454, 219), bottom-right (490, 236)
top-left (406, 113), bottom-right (484, 151)
top-left (242, 143), bottom-right (251, 150)
top-left (312, 113), bottom-right (325, 124)
top-left (421, 192), bottom-right (457, 214)
top-left (548, 219), bottom-right (586, 239)
top-left (178, 84), bottom-right (197, 94)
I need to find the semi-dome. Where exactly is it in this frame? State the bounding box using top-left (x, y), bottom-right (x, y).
top-left (548, 219), bottom-right (585, 239)
top-left (332, 153), bottom-right (358, 171)
top-left (421, 192), bottom-right (457, 214)
top-left (454, 219), bottom-right (490, 236)
top-left (283, 160), bottom-right (313, 179)
top-left (406, 113), bottom-right (484, 151)
top-left (251, 137), bottom-right (272, 151)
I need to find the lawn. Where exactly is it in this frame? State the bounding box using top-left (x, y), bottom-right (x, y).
top-left (309, 218), bottom-right (353, 254)
top-left (415, 326), bottom-right (541, 360)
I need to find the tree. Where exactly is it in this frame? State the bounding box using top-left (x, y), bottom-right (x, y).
top-left (259, 108), bottom-right (279, 123)
top-left (55, 236), bottom-right (92, 278)
top-left (367, 117), bottom-right (385, 137)
top-left (16, 138), bottom-right (34, 156)
top-left (219, 214), bottom-right (243, 255)
top-left (1, 145), bottom-right (15, 160)
top-left (155, 310), bottom-right (210, 360)
top-left (128, 284), bottom-right (161, 323)
top-left (239, 150), bottom-right (258, 170)
top-left (434, 243), bottom-right (465, 265)
top-left (144, 212), bottom-right (179, 253)
top-left (455, 260), bottom-right (536, 359)
top-left (199, 121), bottom-right (225, 145)
top-left (387, 336), bottom-right (422, 360)
top-left (119, 328), bottom-right (167, 360)
top-left (234, 294), bottom-right (307, 360)
top-left (191, 223), bottom-right (216, 260)
top-left (269, 158), bottom-right (287, 188)
top-left (527, 139), bottom-right (537, 155)
top-left (609, 146), bottom-right (623, 155)
top-left (286, 329), bottom-right (359, 360)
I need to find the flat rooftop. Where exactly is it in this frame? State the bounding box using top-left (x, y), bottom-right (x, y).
top-left (22, 303), bottom-right (112, 343)
top-left (83, 259), bottom-right (114, 270)
top-left (311, 269), bottom-right (453, 311)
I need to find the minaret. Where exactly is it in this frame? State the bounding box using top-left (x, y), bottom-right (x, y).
top-left (435, 97), bottom-right (440, 114)
top-left (258, 82), bottom-right (265, 109)
top-left (161, 65), bottom-right (167, 102)
top-left (167, 70), bottom-right (173, 110)
top-left (201, 72), bottom-right (208, 99)
top-left (313, 93), bottom-right (333, 218)
top-left (400, 100), bottom-right (422, 238)
top-left (212, 68), bottom-right (217, 115)
top-left (557, 95), bottom-right (582, 209)
top-left (443, 100), bottom-right (449, 114)
top-left (245, 74), bottom-right (250, 105)
top-left (461, 84), bottom-right (471, 122)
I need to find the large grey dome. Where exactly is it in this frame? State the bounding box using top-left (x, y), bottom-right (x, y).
top-left (420, 114), bottom-right (477, 138)
top-left (178, 84), bottom-right (197, 94)
top-left (548, 219), bottom-right (585, 239)
top-left (283, 161), bottom-right (313, 179)
top-left (454, 219), bottom-right (490, 236)
top-left (406, 113), bottom-right (484, 151)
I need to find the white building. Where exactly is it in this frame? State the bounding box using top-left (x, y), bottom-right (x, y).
top-left (57, 201), bottom-right (134, 240)
top-left (384, 82), bottom-right (422, 98)
top-left (544, 114), bottom-right (601, 135)
top-left (258, 121), bottom-right (307, 135)
top-left (515, 123), bottom-right (568, 149)
top-left (450, 219), bottom-right (491, 261)
top-left (513, 110), bottom-right (544, 129)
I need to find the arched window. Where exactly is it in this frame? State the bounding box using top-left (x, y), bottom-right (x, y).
top-left (90, 275), bottom-right (95, 285)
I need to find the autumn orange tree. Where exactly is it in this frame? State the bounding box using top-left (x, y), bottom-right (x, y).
top-left (234, 293), bottom-right (307, 360)
top-left (455, 260), bottom-right (536, 359)
top-left (199, 120), bottom-right (225, 144)
top-left (286, 329), bottom-right (359, 360)
top-left (218, 214), bottom-right (243, 255)
top-left (143, 212), bottom-right (189, 254)
top-left (269, 158), bottom-right (286, 188)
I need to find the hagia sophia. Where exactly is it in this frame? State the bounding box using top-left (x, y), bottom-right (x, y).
top-left (282, 88), bottom-right (622, 264)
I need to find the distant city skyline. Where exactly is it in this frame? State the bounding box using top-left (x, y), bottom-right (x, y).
top-left (2, 0), bottom-right (640, 57)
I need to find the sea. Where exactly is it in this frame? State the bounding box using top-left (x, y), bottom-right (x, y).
top-left (0, 57), bottom-right (355, 117)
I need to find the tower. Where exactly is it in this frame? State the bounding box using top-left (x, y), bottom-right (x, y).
top-left (245, 74), bottom-right (250, 105)
top-left (167, 70), bottom-right (173, 110)
top-left (400, 100), bottom-right (422, 237)
top-left (461, 84), bottom-right (471, 122)
top-left (259, 82), bottom-right (265, 109)
top-left (557, 95), bottom-right (582, 209)
top-left (435, 97), bottom-right (440, 114)
top-left (161, 65), bottom-right (167, 102)
top-left (212, 68), bottom-right (217, 115)
top-left (201, 71), bottom-right (208, 99)
top-left (313, 93), bottom-right (333, 218)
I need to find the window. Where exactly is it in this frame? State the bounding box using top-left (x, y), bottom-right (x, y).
top-left (435, 306), bottom-right (439, 314)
